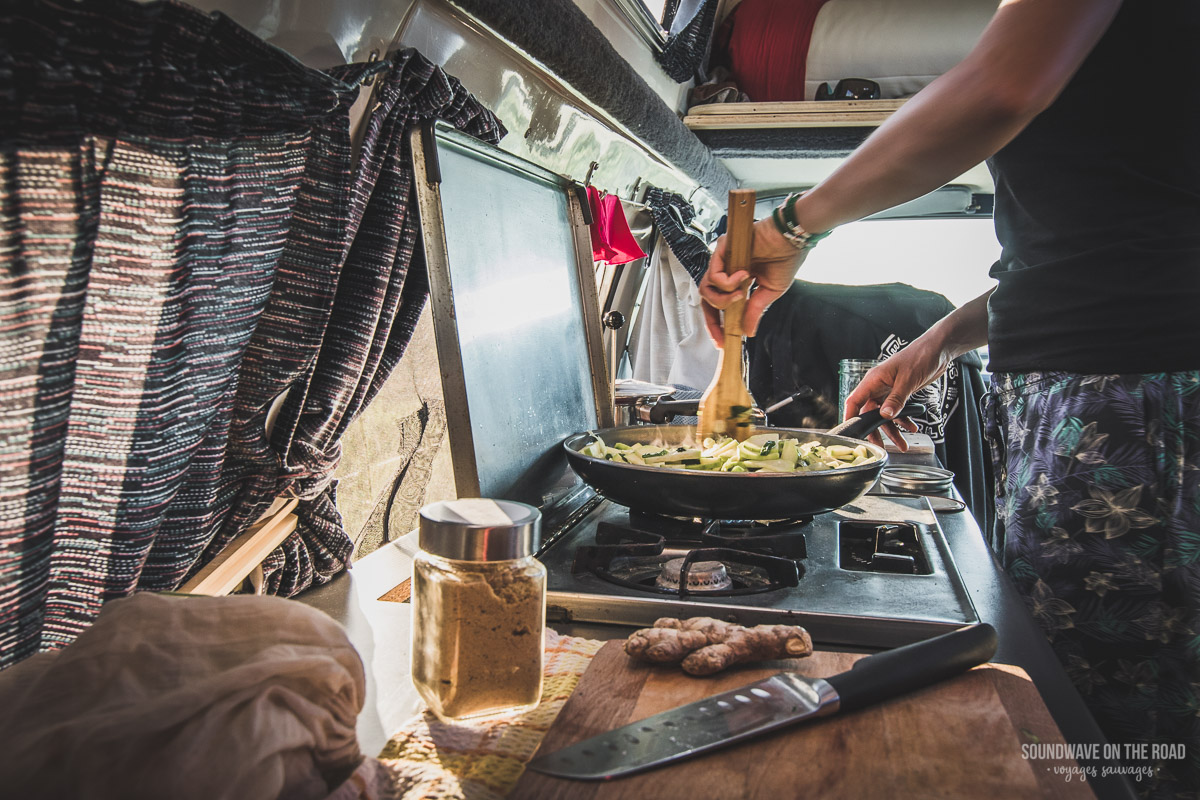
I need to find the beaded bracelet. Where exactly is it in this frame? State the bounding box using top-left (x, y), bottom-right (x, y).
top-left (771, 191), bottom-right (832, 251)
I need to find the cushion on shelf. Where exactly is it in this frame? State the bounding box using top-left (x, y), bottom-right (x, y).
top-left (804, 0), bottom-right (994, 100)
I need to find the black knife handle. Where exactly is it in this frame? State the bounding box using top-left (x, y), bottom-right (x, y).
top-left (825, 623), bottom-right (998, 713)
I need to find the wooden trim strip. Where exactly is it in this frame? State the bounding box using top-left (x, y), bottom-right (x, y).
top-left (684, 99), bottom-right (906, 130)
top-left (178, 497), bottom-right (300, 596)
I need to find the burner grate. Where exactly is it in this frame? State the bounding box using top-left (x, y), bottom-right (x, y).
top-left (628, 510), bottom-right (813, 537)
top-left (701, 523), bottom-right (808, 559)
top-left (571, 521), bottom-right (804, 597)
top-left (541, 495), bottom-right (980, 646)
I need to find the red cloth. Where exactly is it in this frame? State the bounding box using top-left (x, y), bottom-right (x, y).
top-left (587, 186), bottom-right (647, 266)
top-left (721, 0), bottom-right (831, 102)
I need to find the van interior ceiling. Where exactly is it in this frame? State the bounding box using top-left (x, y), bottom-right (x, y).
top-left (4, 0), bottom-right (1111, 797)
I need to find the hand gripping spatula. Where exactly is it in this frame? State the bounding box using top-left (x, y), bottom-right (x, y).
top-left (526, 623), bottom-right (997, 781)
top-left (697, 189), bottom-right (757, 442)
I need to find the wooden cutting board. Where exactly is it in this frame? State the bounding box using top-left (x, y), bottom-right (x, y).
top-left (513, 641), bottom-right (1094, 800)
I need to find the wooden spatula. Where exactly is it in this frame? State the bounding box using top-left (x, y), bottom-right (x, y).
top-left (697, 189), bottom-right (757, 442)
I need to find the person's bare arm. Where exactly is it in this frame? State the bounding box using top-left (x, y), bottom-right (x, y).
top-left (793, 0), bottom-right (1123, 234)
top-left (700, 0), bottom-right (1123, 340)
top-left (845, 288), bottom-right (993, 448)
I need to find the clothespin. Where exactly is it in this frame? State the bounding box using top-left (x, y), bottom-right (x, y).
top-left (584, 160), bottom-right (599, 188)
top-left (363, 49), bottom-right (381, 85)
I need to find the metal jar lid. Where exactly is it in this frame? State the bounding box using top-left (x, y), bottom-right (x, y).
top-left (879, 465), bottom-right (955, 492)
top-left (418, 498), bottom-right (541, 561)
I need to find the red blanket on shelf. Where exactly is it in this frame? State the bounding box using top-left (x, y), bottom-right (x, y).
top-left (720, 0), bottom-right (831, 102)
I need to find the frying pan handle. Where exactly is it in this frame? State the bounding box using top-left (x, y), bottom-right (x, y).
top-left (642, 399), bottom-right (769, 426)
top-left (829, 402), bottom-right (925, 439)
top-left (643, 399), bottom-right (700, 424)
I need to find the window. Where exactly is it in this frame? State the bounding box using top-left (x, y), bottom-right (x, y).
top-left (642, 1), bottom-right (670, 22)
top-left (798, 217), bottom-right (1000, 308)
top-left (799, 216), bottom-right (999, 375)
top-left (611, 0), bottom-right (700, 48)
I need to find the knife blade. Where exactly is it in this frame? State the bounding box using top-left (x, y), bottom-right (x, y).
top-left (525, 623), bottom-right (997, 781)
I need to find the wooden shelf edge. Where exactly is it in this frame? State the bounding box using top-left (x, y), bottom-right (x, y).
top-left (684, 98), bottom-right (906, 131)
top-left (687, 99), bottom-right (906, 116)
top-left (179, 497), bottom-right (301, 596)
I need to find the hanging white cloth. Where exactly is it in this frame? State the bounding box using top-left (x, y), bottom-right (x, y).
top-left (628, 235), bottom-right (718, 390)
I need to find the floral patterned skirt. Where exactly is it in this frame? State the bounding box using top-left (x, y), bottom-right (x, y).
top-left (985, 371), bottom-right (1200, 798)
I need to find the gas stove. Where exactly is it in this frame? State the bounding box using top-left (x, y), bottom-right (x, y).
top-left (411, 147), bottom-right (978, 651)
top-left (540, 493), bottom-right (979, 649)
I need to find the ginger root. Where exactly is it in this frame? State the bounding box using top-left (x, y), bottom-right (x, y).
top-left (624, 617), bottom-right (812, 676)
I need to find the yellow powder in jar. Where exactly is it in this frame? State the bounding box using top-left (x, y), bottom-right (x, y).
top-left (412, 557), bottom-right (545, 720)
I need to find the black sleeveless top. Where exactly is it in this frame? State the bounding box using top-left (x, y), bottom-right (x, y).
top-left (987, 0), bottom-right (1200, 374)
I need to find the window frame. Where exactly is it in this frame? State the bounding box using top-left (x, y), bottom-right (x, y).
top-left (607, 0), bottom-right (671, 51)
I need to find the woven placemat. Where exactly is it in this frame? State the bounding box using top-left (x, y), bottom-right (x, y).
top-left (377, 630), bottom-right (605, 799)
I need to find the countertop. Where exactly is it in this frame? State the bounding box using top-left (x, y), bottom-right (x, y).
top-left (298, 480), bottom-right (1139, 800)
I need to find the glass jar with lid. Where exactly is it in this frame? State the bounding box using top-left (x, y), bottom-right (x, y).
top-left (411, 498), bottom-right (546, 721)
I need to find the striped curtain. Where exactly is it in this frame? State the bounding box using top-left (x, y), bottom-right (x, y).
top-left (0, 0), bottom-right (504, 666)
top-left (657, 0), bottom-right (721, 83)
top-left (205, 51), bottom-right (506, 597)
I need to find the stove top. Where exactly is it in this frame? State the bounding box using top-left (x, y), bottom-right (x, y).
top-left (541, 494), bottom-right (979, 649)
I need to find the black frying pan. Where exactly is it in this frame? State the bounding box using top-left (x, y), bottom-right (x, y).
top-left (562, 405), bottom-right (923, 520)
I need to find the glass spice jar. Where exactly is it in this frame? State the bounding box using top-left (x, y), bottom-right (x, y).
top-left (411, 498), bottom-right (546, 721)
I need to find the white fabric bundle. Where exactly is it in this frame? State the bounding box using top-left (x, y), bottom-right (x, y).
top-left (0, 592), bottom-right (388, 800)
top-left (628, 237), bottom-right (718, 390)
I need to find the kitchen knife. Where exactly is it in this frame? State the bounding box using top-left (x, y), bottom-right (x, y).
top-left (525, 623), bottom-right (997, 781)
